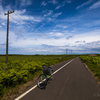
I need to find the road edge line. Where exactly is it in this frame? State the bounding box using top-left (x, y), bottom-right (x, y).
top-left (83, 63), bottom-right (100, 86)
top-left (53, 59), bottom-right (74, 75)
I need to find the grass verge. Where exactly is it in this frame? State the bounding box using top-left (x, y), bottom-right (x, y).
top-left (80, 60), bottom-right (100, 86)
top-left (0, 70), bottom-right (42, 100)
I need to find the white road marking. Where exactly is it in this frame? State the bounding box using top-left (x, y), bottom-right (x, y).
top-left (84, 63), bottom-right (88, 68)
top-left (15, 85), bottom-right (37, 100)
top-left (84, 63), bottom-right (89, 70)
top-left (53, 59), bottom-right (74, 75)
top-left (14, 59), bottom-right (74, 100)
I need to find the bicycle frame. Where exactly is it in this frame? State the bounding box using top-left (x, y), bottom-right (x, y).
top-left (46, 75), bottom-right (52, 78)
top-left (41, 74), bottom-right (52, 81)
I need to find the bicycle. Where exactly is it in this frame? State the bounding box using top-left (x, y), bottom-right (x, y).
top-left (37, 66), bottom-right (54, 89)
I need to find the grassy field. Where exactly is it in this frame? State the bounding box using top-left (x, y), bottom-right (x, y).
top-left (0, 54), bottom-right (77, 99)
top-left (0, 54), bottom-right (75, 62)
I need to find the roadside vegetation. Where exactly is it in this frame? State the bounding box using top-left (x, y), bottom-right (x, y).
top-left (79, 55), bottom-right (100, 83)
top-left (0, 54), bottom-right (77, 99)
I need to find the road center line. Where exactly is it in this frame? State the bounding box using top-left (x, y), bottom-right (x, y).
top-left (14, 59), bottom-right (74, 100)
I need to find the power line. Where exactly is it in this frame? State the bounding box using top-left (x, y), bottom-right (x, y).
top-left (0, 1), bottom-right (63, 47)
top-left (2, 14), bottom-right (47, 37)
top-left (9, 12), bottom-right (60, 46)
top-left (0, 1), bottom-right (57, 39)
top-left (6, 11), bottom-right (60, 46)
top-left (9, 15), bottom-right (45, 36)
top-left (0, 9), bottom-right (44, 36)
top-left (9, 15), bottom-right (61, 46)
top-left (0, 0), bottom-right (47, 37)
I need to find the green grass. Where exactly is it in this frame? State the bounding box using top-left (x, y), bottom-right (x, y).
top-left (0, 70), bottom-right (42, 100)
top-left (0, 55), bottom-right (74, 62)
top-left (80, 56), bottom-right (100, 81)
top-left (85, 61), bottom-right (100, 81)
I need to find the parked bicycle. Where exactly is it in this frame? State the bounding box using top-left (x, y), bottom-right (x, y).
top-left (37, 66), bottom-right (54, 89)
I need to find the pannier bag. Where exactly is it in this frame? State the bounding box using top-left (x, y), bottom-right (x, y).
top-left (43, 67), bottom-right (50, 75)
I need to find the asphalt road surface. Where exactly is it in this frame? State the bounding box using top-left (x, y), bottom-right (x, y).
top-left (15, 57), bottom-right (100, 100)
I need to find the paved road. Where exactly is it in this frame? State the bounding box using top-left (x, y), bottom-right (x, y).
top-left (15, 57), bottom-right (100, 100)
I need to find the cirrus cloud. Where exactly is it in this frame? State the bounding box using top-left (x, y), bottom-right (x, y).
top-left (49, 0), bottom-right (58, 5)
top-left (52, 12), bottom-right (62, 17)
top-left (41, 1), bottom-right (47, 6)
top-left (76, 0), bottom-right (93, 9)
top-left (89, 0), bottom-right (100, 10)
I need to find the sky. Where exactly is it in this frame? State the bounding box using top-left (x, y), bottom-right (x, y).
top-left (0, 0), bottom-right (100, 55)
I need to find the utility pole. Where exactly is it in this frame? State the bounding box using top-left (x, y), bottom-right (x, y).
top-left (66, 48), bottom-right (67, 55)
top-left (4, 10), bottom-right (14, 63)
top-left (71, 50), bottom-right (72, 55)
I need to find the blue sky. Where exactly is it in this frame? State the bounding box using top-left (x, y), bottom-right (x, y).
top-left (0, 0), bottom-right (100, 54)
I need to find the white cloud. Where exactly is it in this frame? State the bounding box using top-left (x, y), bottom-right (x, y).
top-left (1, 23), bottom-right (6, 26)
top-left (55, 5), bottom-right (61, 10)
top-left (55, 0), bottom-right (71, 10)
top-left (49, 0), bottom-right (58, 5)
top-left (55, 33), bottom-right (63, 36)
top-left (15, 9), bottom-right (26, 14)
top-left (0, 3), bottom-right (3, 10)
top-left (44, 10), bottom-right (53, 16)
top-left (41, 1), bottom-right (47, 6)
top-left (47, 17), bottom-right (53, 22)
top-left (76, 0), bottom-right (93, 9)
top-left (84, 20), bottom-right (100, 27)
top-left (19, 0), bottom-right (32, 6)
top-left (1, 29), bottom-right (100, 54)
top-left (35, 23), bottom-right (46, 30)
top-left (52, 12), bottom-right (62, 17)
top-left (8, 9), bottom-right (43, 25)
top-left (49, 32), bottom-right (63, 36)
top-left (63, 0), bottom-right (71, 4)
top-left (68, 29), bottom-right (100, 45)
top-left (8, 46), bottom-right (65, 54)
top-left (0, 43), bottom-right (6, 49)
top-left (56, 24), bottom-right (67, 29)
top-left (2, 25), bottom-right (98, 48)
top-left (61, 0), bottom-right (71, 8)
top-left (0, 30), bottom-right (6, 44)
top-left (89, 0), bottom-right (100, 9)
top-left (9, 29), bottom-right (100, 48)
top-left (9, 31), bottom-right (18, 42)
top-left (66, 0), bottom-right (71, 3)
top-left (5, 40), bottom-right (100, 54)
top-left (0, 5), bottom-right (42, 26)
top-left (0, 6), bottom-right (7, 20)
top-left (63, 26), bottom-right (67, 29)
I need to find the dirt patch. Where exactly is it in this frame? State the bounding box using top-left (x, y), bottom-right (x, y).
top-left (88, 54), bottom-right (97, 56)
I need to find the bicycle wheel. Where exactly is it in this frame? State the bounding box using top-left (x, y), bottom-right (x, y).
top-left (37, 74), bottom-right (47, 89)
